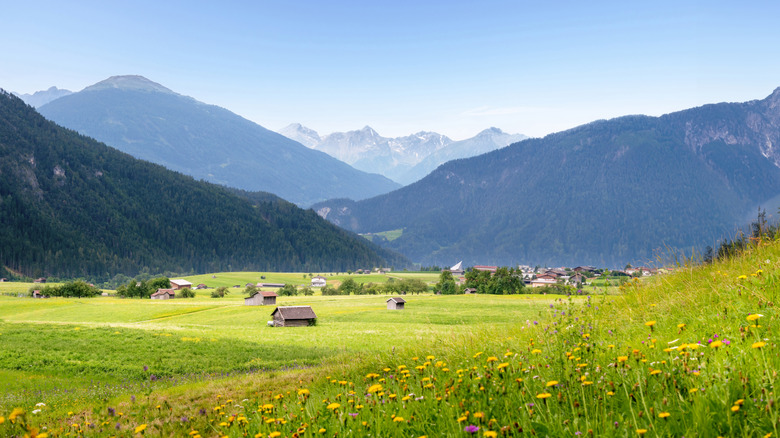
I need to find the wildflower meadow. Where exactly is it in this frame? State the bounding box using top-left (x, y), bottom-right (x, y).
top-left (1, 242), bottom-right (778, 437)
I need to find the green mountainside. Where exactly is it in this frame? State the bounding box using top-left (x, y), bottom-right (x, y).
top-left (38, 76), bottom-right (400, 207)
top-left (313, 89), bottom-right (780, 267)
top-left (0, 90), bottom-right (409, 280)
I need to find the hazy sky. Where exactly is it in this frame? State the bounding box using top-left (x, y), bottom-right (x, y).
top-left (3, 1), bottom-right (779, 140)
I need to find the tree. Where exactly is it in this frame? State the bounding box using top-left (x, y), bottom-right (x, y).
top-left (243, 283), bottom-right (258, 296)
top-left (211, 286), bottom-right (229, 298)
top-left (279, 284), bottom-right (298, 296)
top-left (436, 270), bottom-right (457, 295)
top-left (178, 287), bottom-right (195, 298)
top-left (148, 277), bottom-right (171, 290)
top-left (300, 286), bottom-right (314, 296)
top-left (338, 278), bottom-right (362, 295)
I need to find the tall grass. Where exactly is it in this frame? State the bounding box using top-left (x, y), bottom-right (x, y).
top-left (2, 241), bottom-right (777, 436)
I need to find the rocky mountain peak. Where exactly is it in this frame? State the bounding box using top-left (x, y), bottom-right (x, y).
top-left (82, 75), bottom-right (175, 94)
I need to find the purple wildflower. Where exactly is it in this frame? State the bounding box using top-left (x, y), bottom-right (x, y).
top-left (464, 425), bottom-right (480, 433)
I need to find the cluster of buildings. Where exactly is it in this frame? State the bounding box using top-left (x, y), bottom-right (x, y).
top-left (447, 262), bottom-right (664, 288)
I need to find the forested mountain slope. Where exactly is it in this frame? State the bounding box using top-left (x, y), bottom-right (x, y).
top-left (0, 91), bottom-right (408, 280)
top-left (314, 88), bottom-right (780, 267)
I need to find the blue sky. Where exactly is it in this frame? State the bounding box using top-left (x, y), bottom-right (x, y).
top-left (3, 1), bottom-right (779, 139)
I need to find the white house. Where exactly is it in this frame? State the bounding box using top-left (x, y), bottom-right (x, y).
top-left (311, 276), bottom-right (327, 287)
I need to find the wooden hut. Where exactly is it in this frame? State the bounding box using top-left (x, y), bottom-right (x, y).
top-left (463, 288), bottom-right (477, 294)
top-left (151, 289), bottom-right (175, 300)
top-left (271, 306), bottom-right (317, 327)
top-left (170, 279), bottom-right (192, 290)
top-left (386, 297), bottom-right (406, 310)
top-left (244, 291), bottom-right (277, 306)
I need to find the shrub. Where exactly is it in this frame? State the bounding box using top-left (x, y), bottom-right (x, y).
top-left (178, 287), bottom-right (195, 298)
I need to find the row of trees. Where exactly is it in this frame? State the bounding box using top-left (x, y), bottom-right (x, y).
top-left (320, 278), bottom-right (429, 296)
top-left (435, 267), bottom-right (526, 295)
top-left (28, 280), bottom-right (102, 298)
top-left (116, 277), bottom-right (172, 298)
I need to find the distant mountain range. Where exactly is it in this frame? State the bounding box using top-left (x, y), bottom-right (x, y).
top-left (36, 76), bottom-right (399, 206)
top-left (313, 88), bottom-right (780, 267)
top-left (278, 124), bottom-right (526, 184)
top-left (0, 90), bottom-right (408, 280)
top-left (13, 86), bottom-right (72, 108)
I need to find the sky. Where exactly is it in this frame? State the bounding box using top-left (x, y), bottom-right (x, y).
top-left (2, 1), bottom-right (780, 140)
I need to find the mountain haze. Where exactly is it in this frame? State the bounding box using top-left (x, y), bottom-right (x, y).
top-left (279, 124), bottom-right (525, 184)
top-left (38, 76), bottom-right (400, 206)
top-left (313, 89), bottom-right (780, 267)
top-left (0, 90), bottom-right (409, 280)
top-left (13, 86), bottom-right (72, 108)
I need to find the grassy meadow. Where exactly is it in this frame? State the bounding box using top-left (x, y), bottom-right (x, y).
top-left (1, 245), bottom-right (778, 437)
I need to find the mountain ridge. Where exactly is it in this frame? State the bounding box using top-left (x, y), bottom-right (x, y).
top-left (312, 88), bottom-right (780, 267)
top-left (37, 75), bottom-right (400, 206)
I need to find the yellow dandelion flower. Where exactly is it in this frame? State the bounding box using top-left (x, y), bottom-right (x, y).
top-left (484, 432), bottom-right (498, 438)
top-left (637, 429), bottom-right (648, 435)
top-left (270, 432), bottom-right (282, 438)
top-left (607, 391), bottom-right (615, 396)
top-left (752, 341), bottom-right (766, 349)
top-left (319, 428), bottom-right (326, 433)
top-left (734, 399), bottom-right (744, 405)
top-left (457, 416), bottom-right (467, 423)
top-left (368, 384), bottom-right (383, 393)
top-left (617, 356), bottom-right (628, 362)
top-left (710, 340), bottom-right (723, 348)
top-left (497, 362), bottom-right (509, 370)
top-left (546, 380), bottom-right (558, 387)
top-left (747, 314), bottom-right (762, 321)
top-left (327, 402), bottom-right (340, 410)
top-left (658, 412), bottom-right (670, 418)
top-left (393, 416), bottom-right (404, 422)
top-left (531, 349), bottom-right (542, 354)
top-left (689, 388), bottom-right (698, 394)
top-left (645, 321), bottom-right (656, 327)
top-left (650, 369), bottom-right (661, 375)
top-left (536, 393), bottom-right (552, 399)
top-left (731, 405), bottom-right (740, 412)
top-left (134, 424), bottom-right (147, 433)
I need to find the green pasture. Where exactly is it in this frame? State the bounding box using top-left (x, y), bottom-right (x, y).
top-left (0, 292), bottom-right (555, 414)
top-left (181, 270), bottom-right (439, 289)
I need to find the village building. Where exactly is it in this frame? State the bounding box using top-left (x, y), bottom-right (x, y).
top-left (170, 279), bottom-right (192, 290)
top-left (568, 274), bottom-right (586, 285)
top-left (0, 278), bottom-right (7, 282)
top-left (463, 288), bottom-right (477, 294)
top-left (271, 306), bottom-right (317, 327)
top-left (386, 297), bottom-right (406, 310)
top-left (311, 276), bottom-right (327, 287)
top-left (448, 261), bottom-right (464, 276)
top-left (473, 265), bottom-right (498, 273)
top-left (244, 291), bottom-right (277, 306)
top-left (34, 277), bottom-right (47, 283)
top-left (151, 289), bottom-right (175, 300)
top-left (530, 274), bottom-right (558, 288)
top-left (32, 290), bottom-right (43, 298)
top-left (195, 283), bottom-right (208, 289)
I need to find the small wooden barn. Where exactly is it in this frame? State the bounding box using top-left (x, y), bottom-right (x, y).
top-left (463, 288), bottom-right (477, 294)
top-left (151, 289), bottom-right (175, 300)
top-left (170, 279), bottom-right (192, 290)
top-left (244, 291), bottom-right (277, 306)
top-left (271, 306), bottom-right (317, 327)
top-left (386, 297), bottom-right (406, 310)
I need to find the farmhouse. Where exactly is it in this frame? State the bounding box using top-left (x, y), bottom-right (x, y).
top-left (151, 289), bottom-right (175, 299)
top-left (196, 283), bottom-right (208, 289)
top-left (386, 297), bottom-right (406, 310)
top-left (245, 291), bottom-right (277, 306)
top-left (311, 276), bottom-right (327, 287)
top-left (463, 288), bottom-right (477, 294)
top-left (271, 306), bottom-right (317, 327)
top-left (34, 277), bottom-right (47, 283)
top-left (170, 279), bottom-right (192, 290)
top-left (32, 290), bottom-right (43, 298)
top-left (531, 274), bottom-right (557, 288)
top-left (473, 265), bottom-right (497, 273)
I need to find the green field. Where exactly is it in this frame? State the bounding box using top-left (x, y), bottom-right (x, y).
top-left (0, 291), bottom-right (555, 422)
top-left (1, 244), bottom-right (778, 437)
top-left (181, 270), bottom-right (439, 289)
